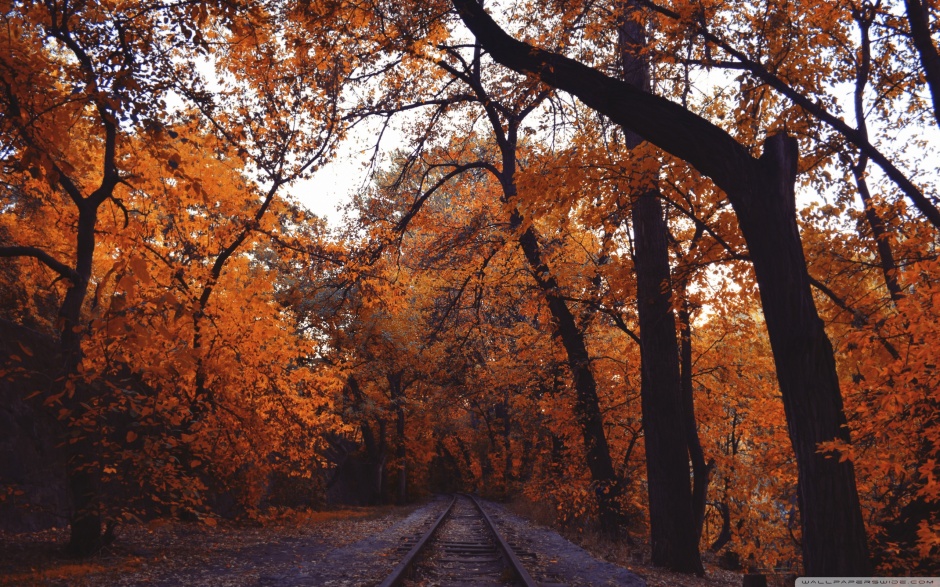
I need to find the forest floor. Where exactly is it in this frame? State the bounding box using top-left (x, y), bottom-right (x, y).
top-left (0, 497), bottom-right (754, 587)
top-left (503, 499), bottom-right (749, 587)
top-left (0, 505), bottom-right (415, 586)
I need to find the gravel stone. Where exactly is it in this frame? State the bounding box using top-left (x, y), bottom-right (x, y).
top-left (271, 495), bottom-right (647, 587)
top-left (259, 497), bottom-right (452, 586)
top-left (477, 498), bottom-right (647, 587)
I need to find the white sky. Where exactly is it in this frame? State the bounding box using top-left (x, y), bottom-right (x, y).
top-left (288, 116), bottom-right (407, 228)
top-left (287, 136), bottom-right (372, 226)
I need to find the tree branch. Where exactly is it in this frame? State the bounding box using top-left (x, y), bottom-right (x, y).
top-left (0, 246), bottom-right (79, 282)
top-left (808, 276), bottom-right (900, 360)
top-left (395, 161), bottom-right (501, 234)
top-left (450, 0), bottom-right (758, 203)
top-left (632, 0), bottom-right (940, 229)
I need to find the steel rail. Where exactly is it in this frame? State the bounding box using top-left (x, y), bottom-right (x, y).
top-left (377, 494), bottom-right (457, 587)
top-left (466, 493), bottom-right (540, 587)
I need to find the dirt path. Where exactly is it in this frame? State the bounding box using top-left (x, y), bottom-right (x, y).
top-left (0, 506), bottom-right (418, 586)
top-left (0, 497), bottom-right (659, 586)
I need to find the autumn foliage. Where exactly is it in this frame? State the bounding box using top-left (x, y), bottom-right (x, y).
top-left (1, 0), bottom-right (938, 577)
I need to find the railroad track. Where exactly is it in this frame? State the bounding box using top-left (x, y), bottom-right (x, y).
top-left (379, 493), bottom-right (564, 587)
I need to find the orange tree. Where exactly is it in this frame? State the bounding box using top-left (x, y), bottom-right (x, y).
top-left (0, 0), bottom-right (210, 552)
top-left (0, 0), bottom-right (347, 552)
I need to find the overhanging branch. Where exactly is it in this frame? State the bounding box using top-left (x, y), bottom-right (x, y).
top-left (0, 246), bottom-right (79, 282)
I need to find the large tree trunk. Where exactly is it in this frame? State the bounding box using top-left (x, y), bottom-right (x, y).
top-left (62, 203), bottom-right (103, 556)
top-left (618, 2), bottom-right (704, 573)
top-left (633, 190), bottom-right (704, 574)
top-left (451, 2), bottom-right (872, 574)
top-left (744, 135), bottom-right (871, 575)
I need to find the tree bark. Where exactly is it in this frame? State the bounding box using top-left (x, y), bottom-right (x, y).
top-left (618, 1), bottom-right (704, 572)
top-left (633, 190), bottom-right (704, 574)
top-left (679, 299), bottom-right (711, 545)
top-left (389, 372), bottom-right (408, 504)
top-left (905, 0), bottom-right (940, 129)
top-left (451, 1), bottom-right (872, 574)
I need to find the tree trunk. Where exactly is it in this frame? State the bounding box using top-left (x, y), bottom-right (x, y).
top-left (905, 0), bottom-right (940, 129)
top-left (343, 376), bottom-right (386, 503)
top-left (476, 79), bottom-right (627, 534)
top-left (618, 1), bottom-right (704, 572)
top-left (851, 14), bottom-right (902, 303)
top-left (679, 299), bottom-right (712, 545)
top-left (710, 501), bottom-right (733, 553)
top-left (513, 211), bottom-right (627, 536)
top-left (633, 190), bottom-right (704, 574)
top-left (451, 3), bottom-right (872, 573)
top-left (376, 420), bottom-right (388, 502)
top-left (62, 203), bottom-right (103, 556)
top-left (740, 135), bottom-right (871, 575)
top-left (389, 372), bottom-right (407, 504)
top-left (442, 29), bottom-right (629, 534)
top-left (853, 164), bottom-right (901, 301)
top-left (188, 185), bottom-right (279, 423)
top-left (498, 391), bottom-right (513, 487)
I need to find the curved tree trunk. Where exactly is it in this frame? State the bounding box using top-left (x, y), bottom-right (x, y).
top-left (709, 501), bottom-right (733, 553)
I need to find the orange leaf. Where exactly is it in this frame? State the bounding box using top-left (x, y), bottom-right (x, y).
top-left (128, 256), bottom-right (153, 286)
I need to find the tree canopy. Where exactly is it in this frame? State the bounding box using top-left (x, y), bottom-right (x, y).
top-left (1, 0), bottom-right (938, 576)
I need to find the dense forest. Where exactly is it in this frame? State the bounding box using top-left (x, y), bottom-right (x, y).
top-left (1, 0), bottom-right (938, 578)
